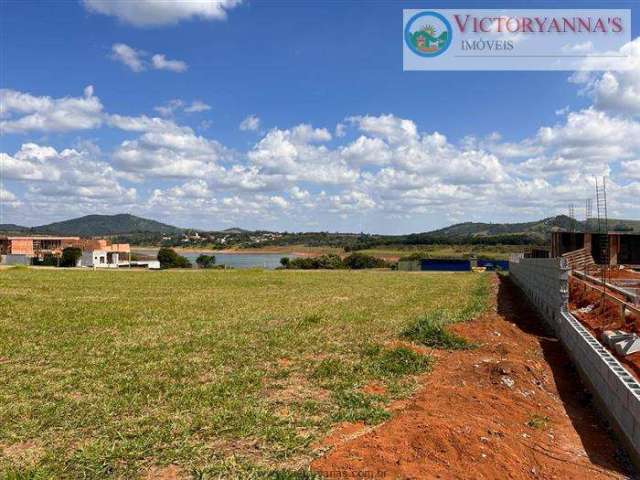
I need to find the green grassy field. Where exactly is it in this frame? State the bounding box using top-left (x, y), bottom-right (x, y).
top-left (0, 268), bottom-right (489, 479)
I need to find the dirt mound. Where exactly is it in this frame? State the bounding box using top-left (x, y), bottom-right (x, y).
top-left (311, 276), bottom-right (629, 479)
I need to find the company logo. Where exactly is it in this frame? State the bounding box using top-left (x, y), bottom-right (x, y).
top-left (405, 11), bottom-right (452, 57)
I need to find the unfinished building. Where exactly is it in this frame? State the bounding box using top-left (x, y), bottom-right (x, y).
top-left (556, 228), bottom-right (640, 382)
top-left (551, 231), bottom-right (640, 266)
top-left (0, 235), bottom-right (80, 256)
top-left (511, 184), bottom-right (640, 466)
top-left (0, 236), bottom-right (131, 268)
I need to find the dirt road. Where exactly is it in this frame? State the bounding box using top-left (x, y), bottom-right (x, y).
top-left (312, 275), bottom-right (632, 479)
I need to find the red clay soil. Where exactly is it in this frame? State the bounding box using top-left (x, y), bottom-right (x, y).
top-left (311, 275), bottom-right (631, 480)
top-left (569, 279), bottom-right (626, 332)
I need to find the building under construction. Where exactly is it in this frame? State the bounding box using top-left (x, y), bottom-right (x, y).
top-left (0, 235), bottom-right (131, 268)
top-left (0, 235), bottom-right (80, 257)
top-left (551, 231), bottom-right (640, 266)
top-left (555, 179), bottom-right (640, 390)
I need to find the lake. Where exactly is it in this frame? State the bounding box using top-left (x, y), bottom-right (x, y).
top-left (182, 252), bottom-right (298, 269)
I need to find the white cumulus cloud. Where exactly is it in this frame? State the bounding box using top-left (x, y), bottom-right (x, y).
top-left (0, 86), bottom-right (102, 134)
top-left (82, 0), bottom-right (242, 27)
top-left (2, 143), bottom-right (136, 202)
top-left (571, 38), bottom-right (640, 116)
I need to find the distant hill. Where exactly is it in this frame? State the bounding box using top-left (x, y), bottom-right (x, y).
top-left (221, 227), bottom-right (250, 234)
top-left (0, 214), bottom-right (183, 237)
top-left (423, 215), bottom-right (639, 241)
top-left (586, 218), bottom-right (640, 233)
top-left (0, 224), bottom-right (30, 234)
top-left (424, 215), bottom-right (576, 241)
top-left (0, 213), bottom-right (637, 244)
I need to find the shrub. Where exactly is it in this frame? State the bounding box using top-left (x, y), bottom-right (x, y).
top-left (282, 253), bottom-right (389, 270)
top-left (157, 247), bottom-right (192, 269)
top-left (60, 247), bottom-right (82, 268)
top-left (32, 254), bottom-right (58, 266)
top-left (313, 254), bottom-right (345, 269)
top-left (286, 254), bottom-right (345, 270)
top-left (174, 255), bottom-right (192, 269)
top-left (196, 254), bottom-right (216, 269)
top-left (343, 253), bottom-right (388, 269)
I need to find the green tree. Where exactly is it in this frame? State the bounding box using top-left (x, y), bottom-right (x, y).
top-left (196, 254), bottom-right (216, 269)
top-left (157, 248), bottom-right (192, 269)
top-left (60, 247), bottom-right (82, 268)
top-left (174, 256), bottom-right (192, 269)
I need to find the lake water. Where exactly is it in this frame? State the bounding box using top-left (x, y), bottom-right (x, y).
top-left (182, 252), bottom-right (298, 269)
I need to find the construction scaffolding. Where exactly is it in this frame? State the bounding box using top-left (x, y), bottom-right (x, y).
top-left (595, 177), bottom-right (611, 319)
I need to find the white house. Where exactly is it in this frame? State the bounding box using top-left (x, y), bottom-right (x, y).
top-left (81, 250), bottom-right (120, 268)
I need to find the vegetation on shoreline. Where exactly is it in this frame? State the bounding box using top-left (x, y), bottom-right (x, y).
top-left (195, 254), bottom-right (216, 269)
top-left (0, 269), bottom-right (488, 478)
top-left (280, 253), bottom-right (390, 270)
top-left (157, 247), bottom-right (192, 269)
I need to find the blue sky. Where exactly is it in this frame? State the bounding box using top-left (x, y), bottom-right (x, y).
top-left (1, 0), bottom-right (639, 233)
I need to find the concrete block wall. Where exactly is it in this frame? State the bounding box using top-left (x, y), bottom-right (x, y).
top-left (510, 257), bottom-right (640, 467)
top-left (509, 258), bottom-right (568, 327)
